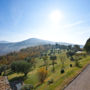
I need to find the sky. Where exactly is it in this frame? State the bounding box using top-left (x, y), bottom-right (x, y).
top-left (0, 0), bottom-right (90, 45)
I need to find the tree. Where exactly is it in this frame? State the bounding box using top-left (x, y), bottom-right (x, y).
top-left (25, 57), bottom-right (31, 62)
top-left (50, 55), bottom-right (57, 72)
top-left (11, 61), bottom-right (32, 76)
top-left (38, 67), bottom-right (48, 83)
top-left (66, 51), bottom-right (75, 60)
top-left (67, 45), bottom-right (72, 51)
top-left (0, 65), bottom-right (7, 76)
top-left (25, 57), bottom-right (36, 68)
top-left (0, 66), bottom-right (3, 75)
top-left (60, 55), bottom-right (66, 73)
top-left (73, 45), bottom-right (81, 52)
top-left (84, 38), bottom-right (90, 53)
top-left (74, 55), bottom-right (81, 68)
top-left (60, 55), bottom-right (66, 69)
top-left (42, 55), bottom-right (48, 70)
top-left (55, 43), bottom-right (60, 49)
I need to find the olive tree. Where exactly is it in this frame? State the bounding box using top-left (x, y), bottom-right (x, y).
top-left (60, 54), bottom-right (67, 73)
top-left (42, 55), bottom-right (48, 70)
top-left (50, 55), bottom-right (57, 72)
top-left (11, 61), bottom-right (32, 76)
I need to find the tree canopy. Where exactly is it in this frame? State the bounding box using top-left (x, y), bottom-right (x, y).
top-left (84, 38), bottom-right (90, 53)
top-left (11, 60), bottom-right (32, 76)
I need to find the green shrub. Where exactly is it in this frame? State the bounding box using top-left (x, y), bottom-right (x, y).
top-left (60, 69), bottom-right (65, 74)
top-left (38, 67), bottom-right (48, 83)
top-left (11, 61), bottom-right (32, 76)
top-left (70, 64), bottom-right (72, 67)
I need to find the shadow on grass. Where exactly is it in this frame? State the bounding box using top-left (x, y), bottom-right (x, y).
top-left (7, 71), bottom-right (14, 76)
top-left (34, 82), bottom-right (42, 89)
top-left (9, 75), bottom-right (27, 82)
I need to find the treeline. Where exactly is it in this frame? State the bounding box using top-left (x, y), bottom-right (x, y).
top-left (0, 44), bottom-right (81, 65)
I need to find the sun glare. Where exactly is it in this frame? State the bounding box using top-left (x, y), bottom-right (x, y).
top-left (49, 10), bottom-right (63, 24)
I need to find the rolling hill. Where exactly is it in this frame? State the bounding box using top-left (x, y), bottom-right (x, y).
top-left (0, 38), bottom-right (83, 56)
top-left (0, 38), bottom-right (54, 55)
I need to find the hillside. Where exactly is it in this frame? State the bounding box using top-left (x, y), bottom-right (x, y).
top-left (0, 41), bottom-right (10, 43)
top-left (0, 38), bottom-right (54, 55)
top-left (0, 38), bottom-right (83, 56)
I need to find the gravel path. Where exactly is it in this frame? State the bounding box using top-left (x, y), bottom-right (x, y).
top-left (64, 65), bottom-right (90, 90)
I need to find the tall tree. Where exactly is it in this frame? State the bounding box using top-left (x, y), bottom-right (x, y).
top-left (50, 55), bottom-right (57, 72)
top-left (84, 38), bottom-right (90, 53)
top-left (42, 55), bottom-right (48, 70)
top-left (73, 45), bottom-right (81, 52)
top-left (60, 55), bottom-right (66, 69)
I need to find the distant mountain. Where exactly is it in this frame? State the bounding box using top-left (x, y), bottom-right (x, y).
top-left (0, 41), bottom-right (10, 43)
top-left (0, 38), bottom-right (54, 55)
top-left (0, 38), bottom-right (83, 56)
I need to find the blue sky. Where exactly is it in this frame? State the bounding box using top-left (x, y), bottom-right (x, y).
top-left (0, 0), bottom-right (90, 44)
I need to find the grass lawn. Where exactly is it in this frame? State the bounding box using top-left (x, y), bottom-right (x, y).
top-left (8, 53), bottom-right (90, 90)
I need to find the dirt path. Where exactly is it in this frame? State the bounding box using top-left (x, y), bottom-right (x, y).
top-left (64, 65), bottom-right (90, 90)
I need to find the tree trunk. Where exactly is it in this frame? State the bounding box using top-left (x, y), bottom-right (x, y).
top-left (24, 72), bottom-right (27, 77)
top-left (52, 60), bottom-right (55, 72)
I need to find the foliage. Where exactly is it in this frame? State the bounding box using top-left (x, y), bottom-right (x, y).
top-left (73, 45), bottom-right (81, 52)
top-left (25, 57), bottom-right (31, 62)
top-left (0, 45), bottom-right (52, 65)
top-left (67, 45), bottom-right (72, 50)
top-left (70, 56), bottom-right (74, 61)
top-left (50, 55), bottom-right (57, 72)
top-left (42, 55), bottom-right (48, 70)
top-left (60, 54), bottom-right (66, 69)
top-left (8, 52), bottom-right (90, 90)
top-left (74, 56), bottom-right (81, 68)
top-left (60, 69), bottom-right (65, 74)
top-left (84, 38), bottom-right (90, 53)
top-left (0, 65), bottom-right (7, 75)
top-left (0, 44), bottom-right (79, 65)
top-left (66, 51), bottom-right (75, 58)
top-left (11, 61), bottom-right (32, 76)
top-left (70, 64), bottom-right (72, 67)
top-left (38, 67), bottom-right (48, 83)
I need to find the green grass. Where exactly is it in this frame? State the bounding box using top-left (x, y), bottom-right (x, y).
top-left (7, 52), bottom-right (90, 90)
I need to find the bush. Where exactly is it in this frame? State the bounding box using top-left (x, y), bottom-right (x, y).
top-left (21, 84), bottom-right (34, 90)
top-left (47, 79), bottom-right (54, 85)
top-left (60, 69), bottom-right (65, 74)
top-left (70, 56), bottom-right (74, 61)
top-left (0, 65), bottom-right (7, 76)
top-left (75, 60), bottom-right (82, 68)
top-left (38, 67), bottom-right (48, 83)
top-left (70, 64), bottom-right (72, 67)
top-left (50, 55), bottom-right (57, 72)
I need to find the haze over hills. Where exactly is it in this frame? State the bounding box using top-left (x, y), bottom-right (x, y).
top-left (0, 41), bottom-right (10, 43)
top-left (0, 38), bottom-right (83, 56)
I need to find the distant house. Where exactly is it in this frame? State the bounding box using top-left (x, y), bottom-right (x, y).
top-left (0, 76), bottom-right (11, 90)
